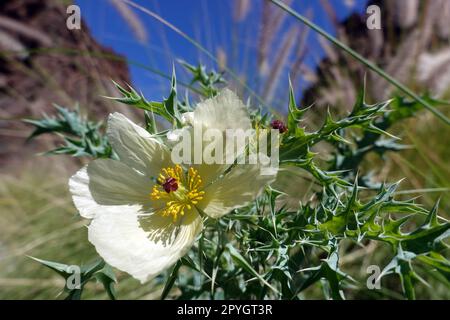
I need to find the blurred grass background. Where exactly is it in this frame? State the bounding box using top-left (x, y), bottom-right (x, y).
top-left (0, 0), bottom-right (449, 299)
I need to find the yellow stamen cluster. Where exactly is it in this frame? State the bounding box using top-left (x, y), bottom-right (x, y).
top-left (151, 165), bottom-right (205, 221)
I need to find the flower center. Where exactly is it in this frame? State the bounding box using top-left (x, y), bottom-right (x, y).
top-left (150, 165), bottom-right (205, 221)
top-left (163, 177), bottom-right (178, 193)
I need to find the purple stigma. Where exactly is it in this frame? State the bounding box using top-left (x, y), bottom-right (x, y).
top-left (163, 177), bottom-right (178, 193)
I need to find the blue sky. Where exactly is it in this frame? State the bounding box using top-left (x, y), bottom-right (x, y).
top-left (75, 0), bottom-right (367, 103)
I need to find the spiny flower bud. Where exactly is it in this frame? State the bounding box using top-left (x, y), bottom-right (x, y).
top-left (270, 119), bottom-right (288, 133)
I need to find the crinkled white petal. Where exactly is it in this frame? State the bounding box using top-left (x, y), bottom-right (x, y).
top-left (174, 90), bottom-right (252, 185)
top-left (107, 112), bottom-right (172, 176)
top-left (88, 209), bottom-right (202, 283)
top-left (198, 160), bottom-right (277, 218)
top-left (187, 89), bottom-right (252, 132)
top-left (69, 159), bottom-right (150, 219)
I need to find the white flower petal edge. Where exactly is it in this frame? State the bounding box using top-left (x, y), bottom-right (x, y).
top-left (107, 112), bottom-right (171, 176)
top-left (198, 158), bottom-right (277, 219)
top-left (69, 159), bottom-right (150, 219)
top-left (88, 209), bottom-right (203, 283)
top-left (184, 88), bottom-right (252, 132)
top-left (180, 89), bottom-right (253, 185)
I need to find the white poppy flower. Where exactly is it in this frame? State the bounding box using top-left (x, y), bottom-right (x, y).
top-left (69, 89), bottom-right (277, 283)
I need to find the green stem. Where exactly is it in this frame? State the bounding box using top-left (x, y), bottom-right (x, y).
top-left (269, 0), bottom-right (450, 126)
